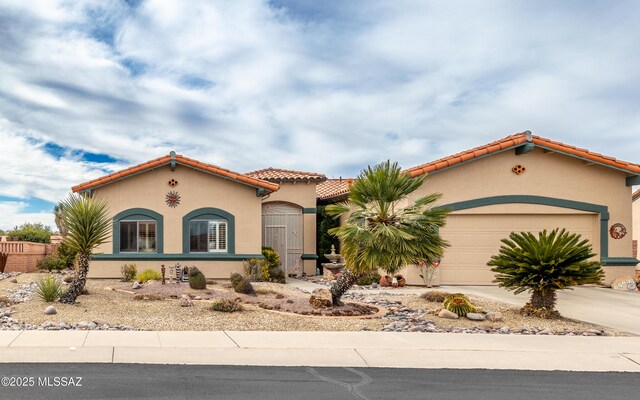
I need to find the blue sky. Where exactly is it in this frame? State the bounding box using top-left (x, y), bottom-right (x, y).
top-left (1, 0), bottom-right (639, 230)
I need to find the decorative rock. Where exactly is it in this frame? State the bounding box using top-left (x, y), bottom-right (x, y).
top-left (146, 279), bottom-right (159, 285)
top-left (132, 282), bottom-right (142, 290)
top-left (611, 276), bottom-right (638, 292)
top-left (104, 287), bottom-right (114, 291)
top-left (44, 306), bottom-right (57, 315)
top-left (499, 326), bottom-right (510, 334)
top-left (485, 312), bottom-right (503, 322)
top-left (180, 295), bottom-right (193, 307)
top-left (465, 312), bottom-right (486, 321)
top-left (92, 319), bottom-right (108, 326)
top-left (602, 330), bottom-right (616, 337)
top-left (538, 328), bottom-right (551, 335)
top-left (10, 279), bottom-right (18, 284)
top-left (88, 322), bottom-right (97, 329)
top-left (438, 309), bottom-right (459, 319)
top-left (275, 294), bottom-right (285, 299)
top-left (309, 288), bottom-right (333, 309)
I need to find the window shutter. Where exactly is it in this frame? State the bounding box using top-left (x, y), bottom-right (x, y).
top-left (218, 222), bottom-right (227, 251)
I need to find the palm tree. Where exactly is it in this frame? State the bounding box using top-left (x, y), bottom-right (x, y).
top-left (488, 228), bottom-right (604, 318)
top-left (53, 202), bottom-right (68, 237)
top-left (325, 161), bottom-right (449, 306)
top-left (59, 194), bottom-right (111, 304)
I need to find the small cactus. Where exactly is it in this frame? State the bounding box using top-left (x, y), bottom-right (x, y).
top-left (230, 272), bottom-right (256, 295)
top-left (211, 298), bottom-right (243, 313)
top-left (188, 267), bottom-right (206, 290)
top-left (443, 293), bottom-right (471, 308)
top-left (444, 296), bottom-right (476, 317)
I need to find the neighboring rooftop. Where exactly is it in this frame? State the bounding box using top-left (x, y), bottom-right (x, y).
top-left (245, 168), bottom-right (327, 183)
top-left (316, 178), bottom-right (352, 200)
top-left (72, 153), bottom-right (279, 193)
top-left (404, 131), bottom-right (640, 178)
top-left (633, 188), bottom-right (640, 202)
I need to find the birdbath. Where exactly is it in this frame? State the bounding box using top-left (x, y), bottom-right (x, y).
top-left (321, 245), bottom-right (345, 279)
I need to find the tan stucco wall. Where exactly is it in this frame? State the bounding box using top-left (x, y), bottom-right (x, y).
top-left (633, 197), bottom-right (639, 247)
top-left (88, 260), bottom-right (246, 279)
top-left (398, 147), bottom-right (637, 285)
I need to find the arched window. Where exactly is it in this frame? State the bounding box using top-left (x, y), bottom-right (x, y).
top-left (183, 208), bottom-right (235, 254)
top-left (112, 208), bottom-right (164, 254)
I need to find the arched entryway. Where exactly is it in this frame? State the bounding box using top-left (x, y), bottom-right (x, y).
top-left (262, 202), bottom-right (303, 277)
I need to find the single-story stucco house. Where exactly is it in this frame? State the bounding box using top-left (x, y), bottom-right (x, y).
top-left (633, 188), bottom-right (640, 261)
top-left (73, 131), bottom-right (639, 286)
top-left (318, 131), bottom-right (640, 286)
top-left (72, 153), bottom-right (325, 279)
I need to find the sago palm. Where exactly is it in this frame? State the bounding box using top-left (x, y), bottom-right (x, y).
top-left (488, 228), bottom-right (604, 318)
top-left (59, 194), bottom-right (111, 304)
top-left (326, 161), bottom-right (449, 306)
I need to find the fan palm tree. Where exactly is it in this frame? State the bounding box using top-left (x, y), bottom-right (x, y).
top-left (59, 194), bottom-right (111, 304)
top-left (53, 202), bottom-right (67, 237)
top-left (325, 161), bottom-right (449, 306)
top-left (488, 228), bottom-right (604, 318)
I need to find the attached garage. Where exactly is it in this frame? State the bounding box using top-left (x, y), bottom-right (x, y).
top-left (439, 212), bottom-right (598, 285)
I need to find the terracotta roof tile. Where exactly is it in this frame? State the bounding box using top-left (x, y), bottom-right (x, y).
top-left (404, 132), bottom-right (640, 177)
top-left (72, 153), bottom-right (279, 193)
top-left (245, 167), bottom-right (327, 183)
top-left (316, 178), bottom-right (352, 200)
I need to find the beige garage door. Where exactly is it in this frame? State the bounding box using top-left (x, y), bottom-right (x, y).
top-left (439, 213), bottom-right (598, 285)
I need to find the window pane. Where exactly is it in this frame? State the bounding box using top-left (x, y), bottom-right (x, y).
top-left (218, 222), bottom-right (227, 251)
top-left (190, 221), bottom-right (208, 252)
top-left (138, 222), bottom-right (156, 252)
top-left (120, 221), bottom-right (137, 252)
top-left (208, 222), bottom-right (217, 251)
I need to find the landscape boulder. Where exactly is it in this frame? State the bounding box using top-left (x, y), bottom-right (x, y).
top-left (44, 305), bottom-right (57, 315)
top-left (132, 282), bottom-right (142, 290)
top-left (180, 295), bottom-right (193, 307)
top-left (485, 312), bottom-right (503, 322)
top-left (466, 312), bottom-right (486, 321)
top-left (309, 288), bottom-right (333, 309)
top-left (438, 309), bottom-right (459, 319)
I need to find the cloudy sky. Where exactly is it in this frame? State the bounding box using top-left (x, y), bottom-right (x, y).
top-left (1, 0), bottom-right (639, 230)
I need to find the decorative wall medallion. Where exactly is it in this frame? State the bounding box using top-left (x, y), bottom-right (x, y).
top-left (512, 164), bottom-right (526, 175)
top-left (609, 223), bottom-right (627, 239)
top-left (168, 179), bottom-right (178, 187)
top-left (165, 191), bottom-right (181, 208)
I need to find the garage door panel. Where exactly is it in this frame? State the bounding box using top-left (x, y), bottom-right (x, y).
top-left (439, 213), bottom-right (597, 285)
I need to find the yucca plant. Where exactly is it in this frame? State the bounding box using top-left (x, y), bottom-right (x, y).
top-left (488, 228), bottom-right (604, 318)
top-left (36, 275), bottom-right (63, 302)
top-left (326, 161), bottom-right (449, 306)
top-left (58, 194), bottom-right (111, 304)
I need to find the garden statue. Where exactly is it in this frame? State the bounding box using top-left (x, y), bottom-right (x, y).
top-left (161, 264), bottom-right (166, 285)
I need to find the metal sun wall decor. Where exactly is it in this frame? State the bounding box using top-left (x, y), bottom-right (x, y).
top-left (165, 191), bottom-right (181, 208)
top-left (609, 223), bottom-right (627, 239)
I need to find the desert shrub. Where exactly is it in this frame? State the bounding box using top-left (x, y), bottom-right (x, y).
top-left (420, 290), bottom-right (453, 303)
top-left (230, 272), bottom-right (256, 295)
top-left (211, 298), bottom-right (243, 312)
top-left (488, 228), bottom-right (604, 318)
top-left (357, 271), bottom-right (381, 286)
top-left (36, 275), bottom-right (62, 302)
top-left (56, 242), bottom-right (78, 269)
top-left (444, 296), bottom-right (476, 317)
top-left (243, 258), bottom-right (270, 281)
top-left (37, 254), bottom-right (66, 271)
top-left (136, 269), bottom-right (161, 283)
top-left (120, 263), bottom-right (137, 282)
top-left (8, 222), bottom-right (52, 243)
top-left (189, 267), bottom-right (207, 290)
top-left (262, 247), bottom-right (285, 283)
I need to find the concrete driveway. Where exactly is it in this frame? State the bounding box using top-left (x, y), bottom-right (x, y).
top-left (441, 286), bottom-right (640, 335)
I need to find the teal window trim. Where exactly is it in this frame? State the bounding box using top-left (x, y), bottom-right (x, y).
top-left (301, 254), bottom-right (319, 260)
top-left (437, 195), bottom-right (612, 262)
top-left (183, 208), bottom-right (235, 254)
top-left (112, 208), bottom-right (164, 254)
top-left (303, 208), bottom-right (317, 214)
top-left (602, 257), bottom-right (640, 266)
top-left (93, 253), bottom-right (263, 261)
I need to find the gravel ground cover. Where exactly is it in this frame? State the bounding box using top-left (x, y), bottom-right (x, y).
top-left (0, 272), bottom-right (626, 335)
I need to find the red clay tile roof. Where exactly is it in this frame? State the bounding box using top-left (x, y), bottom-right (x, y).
top-left (633, 188), bottom-right (640, 201)
top-left (404, 131), bottom-right (640, 177)
top-left (316, 178), bottom-right (353, 200)
top-left (245, 168), bottom-right (327, 183)
top-left (72, 153), bottom-right (280, 193)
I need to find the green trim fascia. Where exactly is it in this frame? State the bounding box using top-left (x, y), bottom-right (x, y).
top-left (515, 142), bottom-right (534, 155)
top-left (182, 208), bottom-right (236, 254)
top-left (602, 257), bottom-right (640, 266)
top-left (301, 254), bottom-right (319, 260)
top-left (303, 208), bottom-right (317, 214)
top-left (633, 192), bottom-right (640, 202)
top-left (626, 175), bottom-right (640, 186)
top-left (93, 253), bottom-right (263, 261)
top-left (437, 195), bottom-right (610, 260)
top-left (112, 208), bottom-right (164, 254)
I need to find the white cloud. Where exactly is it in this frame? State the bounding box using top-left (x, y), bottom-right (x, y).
top-left (0, 201), bottom-right (55, 231)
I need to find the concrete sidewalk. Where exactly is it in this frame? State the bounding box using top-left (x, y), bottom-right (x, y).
top-left (0, 331), bottom-right (639, 372)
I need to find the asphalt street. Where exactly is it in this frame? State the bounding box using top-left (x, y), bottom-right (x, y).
top-left (0, 363), bottom-right (637, 400)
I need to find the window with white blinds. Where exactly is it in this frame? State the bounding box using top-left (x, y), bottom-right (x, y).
top-left (190, 220), bottom-right (227, 253)
top-left (119, 221), bottom-right (156, 253)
